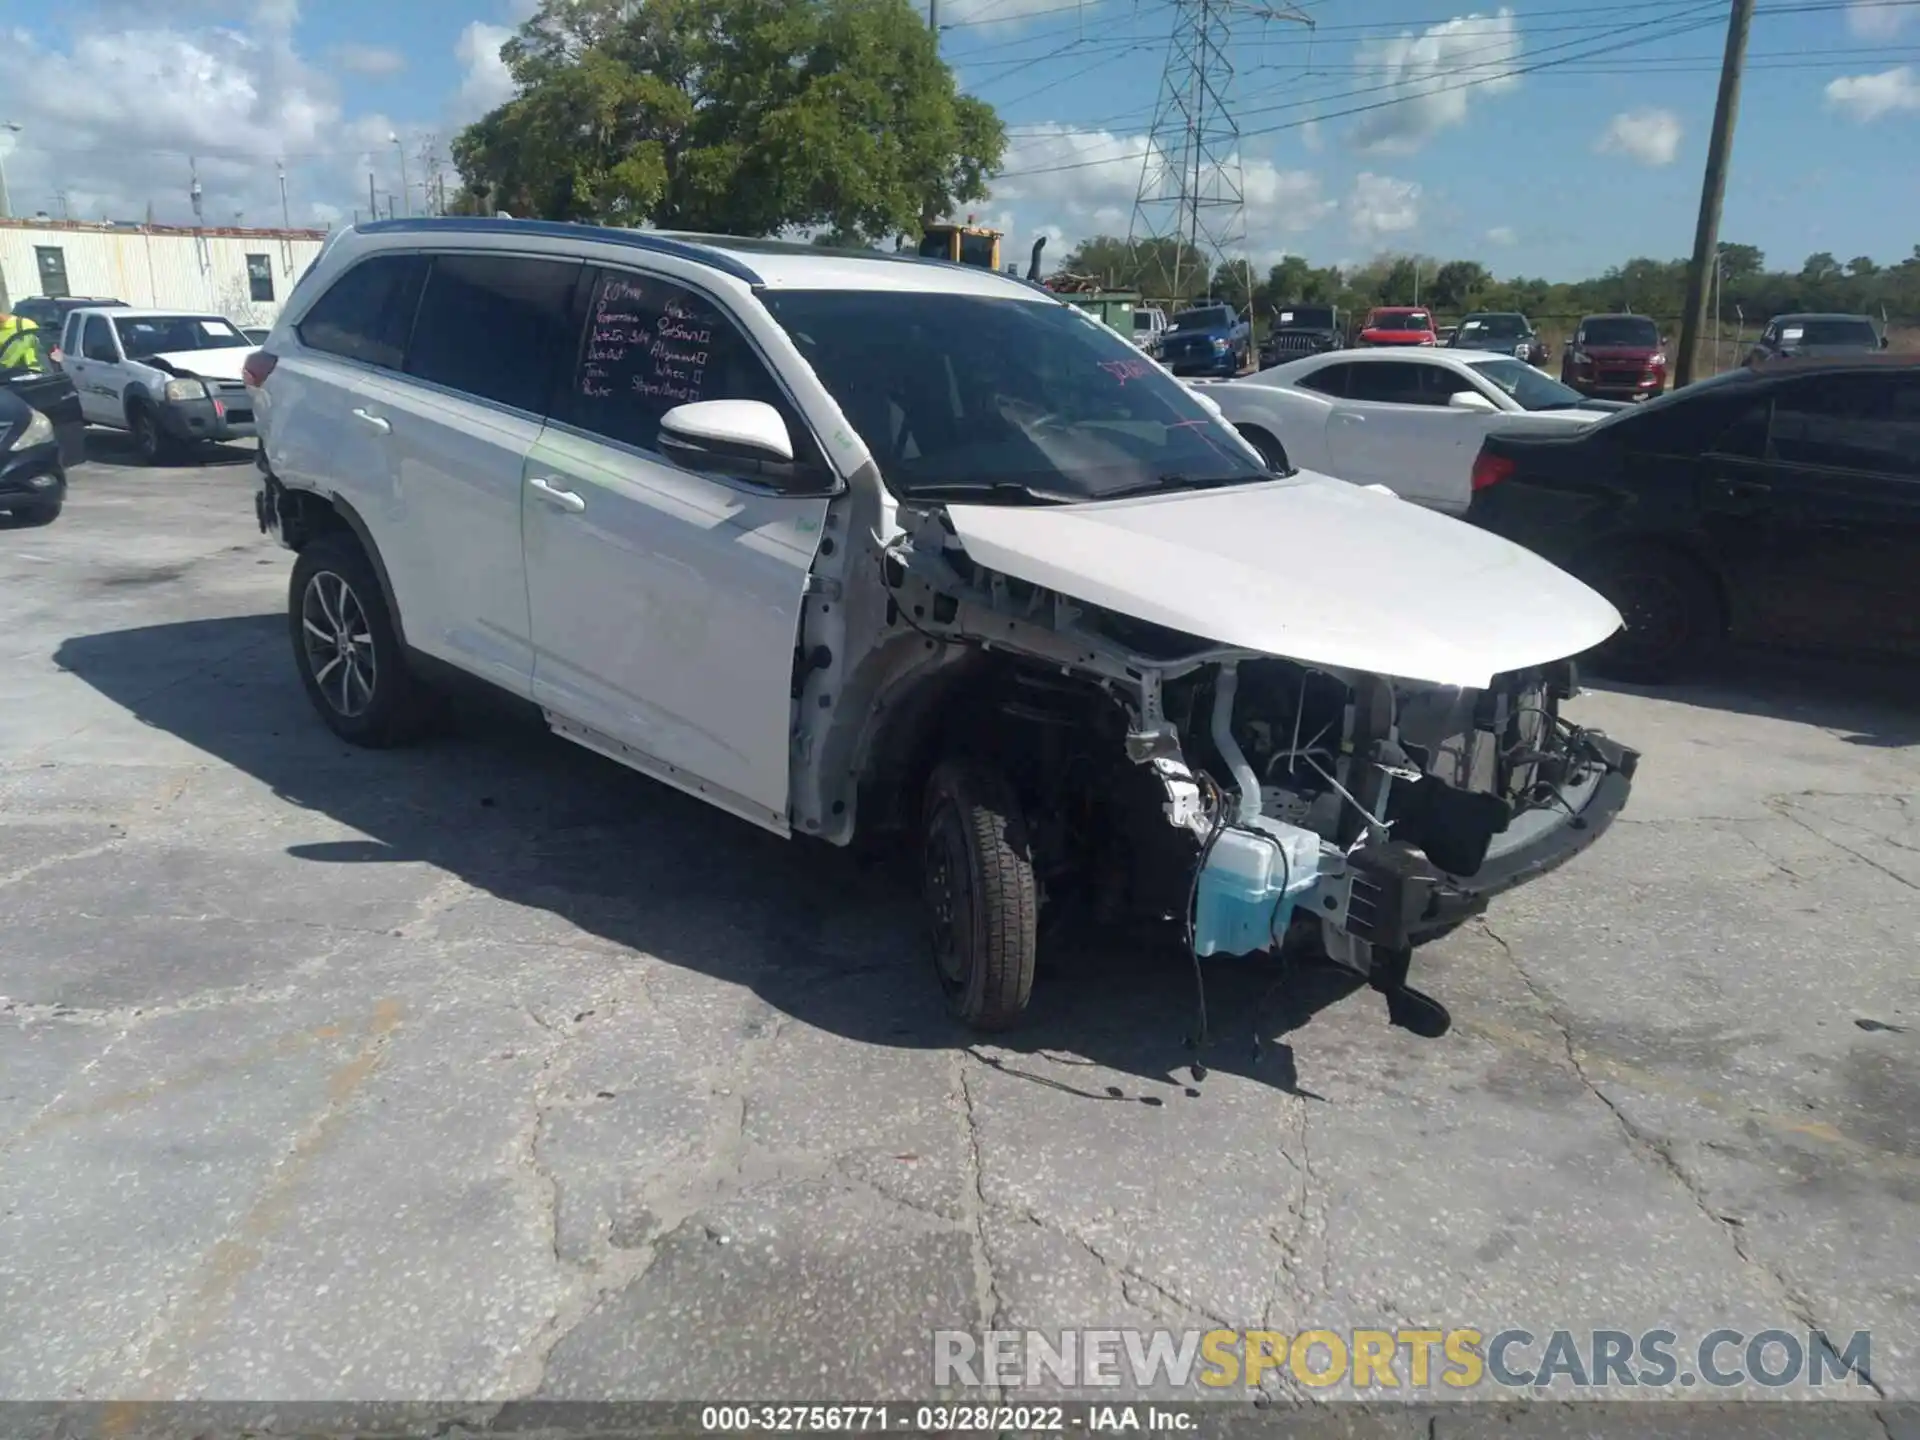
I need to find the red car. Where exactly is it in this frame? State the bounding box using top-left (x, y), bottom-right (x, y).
top-left (1357, 307), bottom-right (1436, 347)
top-left (1560, 313), bottom-right (1667, 400)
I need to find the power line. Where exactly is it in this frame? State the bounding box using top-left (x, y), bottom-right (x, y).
top-left (993, 0), bottom-right (1869, 177)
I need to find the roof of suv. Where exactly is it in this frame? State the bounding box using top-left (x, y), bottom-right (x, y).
top-left (349, 217), bottom-right (1050, 300)
top-left (1768, 312), bottom-right (1877, 325)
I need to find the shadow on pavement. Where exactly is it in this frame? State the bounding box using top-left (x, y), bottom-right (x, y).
top-left (54, 615), bottom-right (1376, 1101)
top-left (1587, 647), bottom-right (1920, 749)
top-left (82, 429), bottom-right (256, 469)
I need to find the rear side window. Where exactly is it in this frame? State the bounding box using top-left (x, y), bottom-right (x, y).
top-left (1771, 374), bottom-right (1920, 477)
top-left (404, 253), bottom-right (582, 413)
top-left (554, 268), bottom-right (793, 455)
top-left (1297, 362), bottom-right (1351, 397)
top-left (297, 254), bottom-right (426, 369)
top-left (1345, 362), bottom-right (1427, 404)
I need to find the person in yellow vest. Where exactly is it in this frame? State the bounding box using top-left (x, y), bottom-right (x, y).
top-left (0, 308), bottom-right (43, 371)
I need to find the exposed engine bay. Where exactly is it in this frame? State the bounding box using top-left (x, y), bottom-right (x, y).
top-left (814, 502), bottom-right (1639, 1033)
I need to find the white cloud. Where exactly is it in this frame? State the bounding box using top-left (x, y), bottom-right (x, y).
top-left (1349, 8), bottom-right (1522, 154)
top-left (455, 22), bottom-right (518, 119)
top-left (1299, 120), bottom-right (1324, 153)
top-left (1346, 172), bottom-right (1421, 245)
top-left (332, 43), bottom-right (406, 77)
top-left (1825, 65), bottom-right (1920, 121)
top-left (1845, 0), bottom-right (1908, 38)
top-left (991, 123), bottom-right (1334, 266)
top-left (1594, 108), bottom-right (1682, 165)
top-left (1485, 224), bottom-right (1516, 245)
top-left (0, 22), bottom-right (387, 227)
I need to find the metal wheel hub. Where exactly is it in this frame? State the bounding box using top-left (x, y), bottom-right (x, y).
top-left (300, 570), bottom-right (377, 718)
top-left (924, 807), bottom-right (971, 989)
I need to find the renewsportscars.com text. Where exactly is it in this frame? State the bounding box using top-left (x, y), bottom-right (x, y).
top-left (933, 1327), bottom-right (1876, 1391)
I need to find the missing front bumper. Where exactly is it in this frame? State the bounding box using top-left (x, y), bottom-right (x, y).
top-left (1345, 731), bottom-right (1639, 948)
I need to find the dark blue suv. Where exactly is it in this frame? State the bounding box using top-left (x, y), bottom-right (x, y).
top-left (1158, 303), bottom-right (1252, 377)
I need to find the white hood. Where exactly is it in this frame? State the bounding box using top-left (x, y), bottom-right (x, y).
top-left (147, 348), bottom-right (251, 381)
top-left (943, 471), bottom-right (1623, 689)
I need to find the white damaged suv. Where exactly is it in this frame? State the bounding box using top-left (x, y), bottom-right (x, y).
top-left (248, 218), bottom-right (1639, 1033)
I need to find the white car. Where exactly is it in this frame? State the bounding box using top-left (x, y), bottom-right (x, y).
top-left (250, 219), bottom-right (1638, 1033)
top-left (57, 308), bottom-right (259, 463)
top-left (1193, 348), bottom-right (1624, 514)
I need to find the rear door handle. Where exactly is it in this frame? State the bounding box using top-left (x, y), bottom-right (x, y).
top-left (350, 407), bottom-right (391, 435)
top-left (1715, 477), bottom-right (1770, 498)
top-left (528, 476), bottom-right (586, 513)
top-left (1335, 412), bottom-right (1365, 424)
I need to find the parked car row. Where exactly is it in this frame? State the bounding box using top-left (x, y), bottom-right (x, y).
top-left (243, 216), bottom-right (1641, 1037)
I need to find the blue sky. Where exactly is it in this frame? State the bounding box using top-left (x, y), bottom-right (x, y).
top-left (3, 0), bottom-right (1915, 280)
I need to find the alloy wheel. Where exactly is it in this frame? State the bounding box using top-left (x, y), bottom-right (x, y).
top-left (299, 570), bottom-right (378, 718)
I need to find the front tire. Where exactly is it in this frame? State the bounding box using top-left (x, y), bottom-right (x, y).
top-left (1236, 425), bottom-right (1290, 473)
top-left (129, 404), bottom-right (170, 466)
top-left (922, 759), bottom-right (1038, 1031)
top-left (1582, 546), bottom-right (1721, 683)
top-left (5, 497), bottom-right (61, 526)
top-left (289, 531), bottom-right (442, 747)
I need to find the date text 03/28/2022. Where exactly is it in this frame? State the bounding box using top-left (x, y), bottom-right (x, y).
top-left (699, 1405), bottom-right (1183, 1433)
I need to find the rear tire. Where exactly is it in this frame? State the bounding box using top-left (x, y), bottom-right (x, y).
top-left (1582, 546), bottom-right (1721, 683)
top-left (922, 759), bottom-right (1039, 1031)
top-left (289, 531), bottom-right (443, 747)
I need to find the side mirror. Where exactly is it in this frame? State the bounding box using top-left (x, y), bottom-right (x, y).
top-left (1448, 390), bottom-right (1499, 413)
top-left (1881, 335), bottom-right (1890, 350)
top-left (659, 399), bottom-right (828, 489)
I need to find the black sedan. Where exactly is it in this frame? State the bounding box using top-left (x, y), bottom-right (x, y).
top-left (1467, 357), bottom-right (1920, 680)
top-left (0, 384), bottom-right (67, 525)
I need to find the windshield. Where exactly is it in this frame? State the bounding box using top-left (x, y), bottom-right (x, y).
top-left (1581, 317), bottom-right (1659, 348)
top-left (761, 290), bottom-right (1269, 504)
top-left (1457, 315), bottom-right (1526, 341)
top-left (1132, 312), bottom-right (1156, 333)
top-left (1791, 319), bottom-right (1879, 347)
top-left (1276, 307), bottom-right (1334, 329)
top-left (1172, 307), bottom-right (1231, 330)
top-left (1370, 311), bottom-right (1431, 332)
top-left (1466, 358), bottom-right (1589, 411)
top-left (113, 315), bottom-right (250, 358)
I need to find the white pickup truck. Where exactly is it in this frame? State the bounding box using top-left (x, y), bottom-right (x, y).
top-left (57, 307), bottom-right (259, 463)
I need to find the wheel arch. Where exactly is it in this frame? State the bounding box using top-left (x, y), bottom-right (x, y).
top-left (1570, 531), bottom-right (1736, 639)
top-left (281, 489), bottom-right (409, 650)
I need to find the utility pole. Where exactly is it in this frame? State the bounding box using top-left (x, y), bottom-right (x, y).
top-left (1675, 0), bottom-right (1755, 388)
top-left (929, 0), bottom-right (938, 38)
top-left (368, 168), bottom-right (378, 221)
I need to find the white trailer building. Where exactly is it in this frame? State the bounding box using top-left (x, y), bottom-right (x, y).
top-left (0, 219), bottom-right (330, 328)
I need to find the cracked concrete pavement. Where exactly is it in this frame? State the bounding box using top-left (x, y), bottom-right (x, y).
top-left (2, 445), bottom-right (1917, 1413)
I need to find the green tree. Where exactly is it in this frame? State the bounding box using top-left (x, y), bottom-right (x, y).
top-left (1801, 251), bottom-right (1842, 282)
top-left (1430, 259), bottom-right (1490, 311)
top-left (1846, 255), bottom-right (1879, 278)
top-left (1718, 243), bottom-right (1765, 280)
top-left (451, 0), bottom-right (1004, 239)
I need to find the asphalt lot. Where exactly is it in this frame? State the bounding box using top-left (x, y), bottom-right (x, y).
top-left (2, 435), bottom-right (1917, 1422)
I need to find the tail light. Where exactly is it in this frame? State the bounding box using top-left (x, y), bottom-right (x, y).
top-left (1472, 451), bottom-right (1517, 492)
top-left (242, 349), bottom-right (277, 388)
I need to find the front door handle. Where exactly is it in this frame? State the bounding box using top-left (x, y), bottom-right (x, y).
top-left (1715, 477), bottom-right (1770, 499)
top-left (1335, 412), bottom-right (1365, 424)
top-left (528, 476), bottom-right (586, 513)
top-left (350, 407), bottom-right (391, 435)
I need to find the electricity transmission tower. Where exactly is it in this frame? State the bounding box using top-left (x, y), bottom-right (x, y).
top-left (1129, 0), bottom-right (1313, 303)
